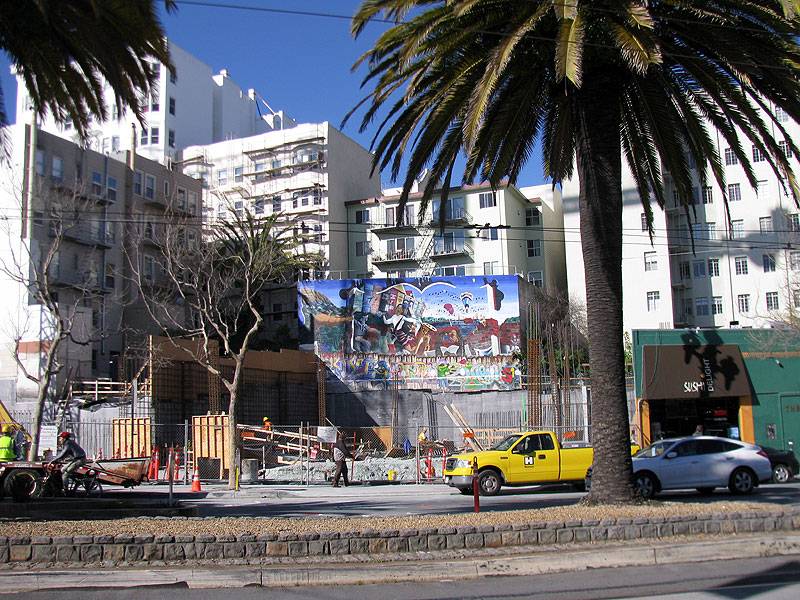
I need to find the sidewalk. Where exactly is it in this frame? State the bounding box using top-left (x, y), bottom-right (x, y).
top-left (1, 532), bottom-right (799, 592)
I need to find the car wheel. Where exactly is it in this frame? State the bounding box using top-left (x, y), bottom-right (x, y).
top-left (3, 469), bottom-right (43, 502)
top-left (457, 487), bottom-right (473, 495)
top-left (729, 467), bottom-right (755, 494)
top-left (634, 472), bottom-right (657, 499)
top-left (696, 487), bottom-right (715, 495)
top-left (772, 463), bottom-right (791, 484)
top-left (477, 470), bottom-right (501, 496)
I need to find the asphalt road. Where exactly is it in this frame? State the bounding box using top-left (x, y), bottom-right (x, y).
top-left (8, 555), bottom-right (800, 599)
top-left (181, 479), bottom-right (800, 518)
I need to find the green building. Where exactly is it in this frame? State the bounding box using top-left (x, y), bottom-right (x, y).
top-left (632, 329), bottom-right (799, 452)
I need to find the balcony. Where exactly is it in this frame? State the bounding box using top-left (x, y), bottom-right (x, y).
top-left (56, 224), bottom-right (113, 248)
top-left (371, 249), bottom-right (417, 264)
top-left (430, 207), bottom-right (472, 226)
top-left (371, 218), bottom-right (419, 233)
top-left (50, 267), bottom-right (103, 291)
top-left (431, 240), bottom-right (473, 259)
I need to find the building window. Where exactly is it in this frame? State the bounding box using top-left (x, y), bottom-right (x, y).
top-left (188, 192), bottom-right (198, 213)
top-left (145, 174), bottom-right (155, 200)
top-left (150, 91), bottom-right (159, 112)
top-left (234, 166), bottom-right (243, 183)
top-left (51, 156), bottom-right (63, 181)
top-left (724, 147), bottom-right (738, 166)
top-left (217, 169), bottom-right (228, 186)
top-left (646, 291), bottom-right (660, 312)
top-left (106, 176), bottom-right (117, 202)
top-left (679, 261), bottom-right (691, 280)
top-left (775, 106), bottom-right (789, 122)
top-left (693, 260), bottom-right (706, 278)
top-left (752, 145), bottom-right (766, 162)
top-left (790, 251), bottom-right (800, 271)
top-left (140, 127), bottom-right (148, 146)
top-left (91, 171), bottom-right (103, 196)
top-left (734, 256), bottom-right (748, 275)
top-left (644, 251), bottom-right (657, 272)
top-left (766, 291), bottom-right (780, 311)
top-left (111, 136), bottom-right (120, 152)
top-left (169, 97), bottom-right (175, 115)
top-left (756, 180), bottom-right (768, 199)
top-left (712, 296), bottom-right (723, 315)
top-left (695, 297), bottom-right (710, 316)
top-left (133, 171), bottom-right (143, 195)
top-left (759, 216), bottom-right (773, 233)
top-left (168, 129), bottom-right (175, 148)
top-left (707, 258), bottom-right (720, 277)
top-left (35, 149), bottom-right (46, 176)
top-left (793, 289), bottom-right (800, 309)
top-left (778, 140), bottom-right (792, 158)
top-left (701, 186), bottom-right (713, 204)
top-left (272, 197), bottom-right (281, 213)
top-left (355, 241), bottom-right (370, 256)
top-left (176, 187), bottom-right (186, 210)
top-left (435, 266), bottom-right (467, 277)
top-left (479, 191), bottom-right (496, 208)
top-left (763, 253), bottom-right (776, 272)
top-left (738, 294), bottom-right (750, 314)
top-left (788, 213), bottom-right (800, 232)
top-left (640, 212), bottom-right (648, 231)
top-left (731, 219), bottom-right (744, 239)
top-left (355, 209), bottom-right (370, 224)
top-left (480, 227), bottom-right (499, 241)
top-left (526, 207), bottom-right (541, 226)
top-left (527, 271), bottom-right (543, 287)
top-left (527, 239), bottom-right (542, 257)
top-left (483, 261), bottom-right (499, 275)
top-left (150, 127), bottom-right (159, 145)
top-left (727, 183), bottom-right (741, 202)
top-left (163, 179), bottom-right (170, 198)
top-left (693, 222), bottom-right (715, 240)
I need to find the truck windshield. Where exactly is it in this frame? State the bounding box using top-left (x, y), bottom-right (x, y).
top-left (491, 435), bottom-right (522, 451)
top-left (634, 441), bottom-right (674, 458)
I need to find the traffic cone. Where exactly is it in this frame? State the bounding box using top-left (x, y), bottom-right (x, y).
top-left (191, 467), bottom-right (202, 492)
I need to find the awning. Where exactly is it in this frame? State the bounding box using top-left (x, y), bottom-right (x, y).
top-left (641, 344), bottom-right (752, 400)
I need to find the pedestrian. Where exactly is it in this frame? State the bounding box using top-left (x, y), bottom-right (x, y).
top-left (0, 425), bottom-right (16, 461)
top-left (692, 424), bottom-right (704, 436)
top-left (332, 431), bottom-right (353, 487)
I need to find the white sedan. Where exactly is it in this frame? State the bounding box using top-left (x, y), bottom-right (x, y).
top-left (631, 436), bottom-right (772, 498)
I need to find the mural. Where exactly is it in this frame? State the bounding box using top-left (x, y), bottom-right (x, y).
top-left (298, 276), bottom-right (524, 390)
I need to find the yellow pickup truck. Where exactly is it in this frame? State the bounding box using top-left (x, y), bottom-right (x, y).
top-left (443, 430), bottom-right (596, 496)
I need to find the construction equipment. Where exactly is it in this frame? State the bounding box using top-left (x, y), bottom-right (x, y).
top-left (442, 403), bottom-right (483, 451)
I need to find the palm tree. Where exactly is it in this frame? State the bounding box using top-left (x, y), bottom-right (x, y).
top-left (0, 0), bottom-right (174, 137)
top-left (348, 1), bottom-right (800, 503)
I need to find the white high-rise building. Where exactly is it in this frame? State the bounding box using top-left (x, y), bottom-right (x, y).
top-left (14, 41), bottom-right (293, 164)
top-left (179, 122), bottom-right (382, 277)
top-left (563, 103), bottom-right (800, 334)
top-left (347, 182), bottom-right (567, 291)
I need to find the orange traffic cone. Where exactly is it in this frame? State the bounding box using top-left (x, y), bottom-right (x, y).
top-left (191, 467), bottom-right (202, 492)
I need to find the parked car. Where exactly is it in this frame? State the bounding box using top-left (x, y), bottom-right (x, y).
top-left (629, 436), bottom-right (772, 498)
top-left (760, 446), bottom-right (799, 483)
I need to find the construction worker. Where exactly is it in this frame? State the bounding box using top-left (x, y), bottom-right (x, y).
top-left (262, 417), bottom-right (272, 431)
top-left (0, 425), bottom-right (16, 461)
top-left (49, 431), bottom-right (87, 489)
top-left (417, 427), bottom-right (429, 444)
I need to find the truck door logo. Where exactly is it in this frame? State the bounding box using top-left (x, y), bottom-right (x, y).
top-left (524, 456), bottom-right (534, 465)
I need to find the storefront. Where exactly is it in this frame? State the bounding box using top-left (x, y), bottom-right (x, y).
top-left (633, 329), bottom-right (800, 452)
top-left (638, 344), bottom-right (753, 444)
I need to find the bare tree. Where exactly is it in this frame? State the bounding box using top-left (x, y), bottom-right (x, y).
top-left (128, 207), bottom-right (319, 488)
top-left (0, 180), bottom-right (114, 458)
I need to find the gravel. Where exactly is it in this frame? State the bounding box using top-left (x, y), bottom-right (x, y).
top-left (0, 500), bottom-right (782, 538)
top-left (261, 457), bottom-right (419, 482)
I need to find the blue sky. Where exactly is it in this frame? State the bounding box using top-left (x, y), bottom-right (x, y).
top-left (1, 0), bottom-right (547, 188)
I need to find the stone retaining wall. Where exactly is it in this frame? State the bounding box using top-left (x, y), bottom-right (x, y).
top-left (2, 508), bottom-right (799, 568)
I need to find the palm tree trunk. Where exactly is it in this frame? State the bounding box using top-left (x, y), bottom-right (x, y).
top-left (575, 72), bottom-right (636, 504)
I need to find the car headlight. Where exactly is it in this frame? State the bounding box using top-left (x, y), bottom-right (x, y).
top-left (454, 459), bottom-right (471, 469)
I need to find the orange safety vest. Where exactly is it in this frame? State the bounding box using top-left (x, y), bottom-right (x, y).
top-left (0, 434), bottom-right (15, 460)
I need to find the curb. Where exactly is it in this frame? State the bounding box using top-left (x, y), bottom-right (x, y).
top-left (1, 532), bottom-right (798, 592)
top-left (1, 507), bottom-right (798, 567)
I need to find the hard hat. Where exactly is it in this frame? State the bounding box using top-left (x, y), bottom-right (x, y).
top-left (1, 424), bottom-right (10, 434)
top-left (59, 431), bottom-right (71, 439)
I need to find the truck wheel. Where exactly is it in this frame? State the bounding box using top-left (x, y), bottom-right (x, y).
top-left (4, 469), bottom-right (43, 502)
top-left (478, 470), bottom-right (501, 496)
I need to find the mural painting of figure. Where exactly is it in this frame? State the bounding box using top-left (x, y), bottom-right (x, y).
top-left (482, 278), bottom-right (505, 311)
top-left (381, 305), bottom-right (421, 354)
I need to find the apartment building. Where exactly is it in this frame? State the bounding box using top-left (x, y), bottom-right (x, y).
top-left (179, 122), bottom-right (382, 277)
top-left (346, 182), bottom-right (567, 291)
top-left (563, 103), bottom-right (800, 334)
top-left (14, 41), bottom-right (293, 164)
top-left (0, 124), bottom-right (201, 408)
